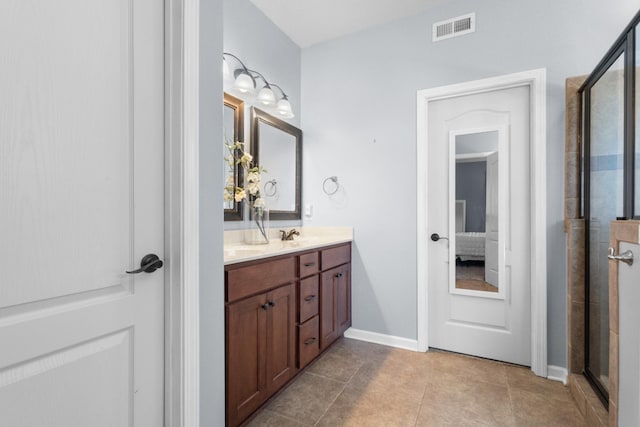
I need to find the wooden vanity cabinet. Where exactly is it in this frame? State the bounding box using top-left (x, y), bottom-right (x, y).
top-left (226, 258), bottom-right (296, 427)
top-left (225, 242), bottom-right (351, 426)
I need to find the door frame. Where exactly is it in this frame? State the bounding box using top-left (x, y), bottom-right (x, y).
top-left (166, 0), bottom-right (201, 425)
top-left (416, 69), bottom-right (548, 376)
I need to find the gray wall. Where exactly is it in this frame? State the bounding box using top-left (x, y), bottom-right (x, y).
top-left (456, 162), bottom-right (486, 233)
top-left (223, 0), bottom-right (302, 230)
top-left (223, 0), bottom-right (301, 129)
top-left (201, 0), bottom-right (225, 425)
top-left (300, 0), bottom-right (638, 367)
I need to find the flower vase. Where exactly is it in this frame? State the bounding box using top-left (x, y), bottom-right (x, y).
top-left (243, 201), bottom-right (270, 244)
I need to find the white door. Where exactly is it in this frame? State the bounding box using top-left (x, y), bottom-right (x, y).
top-left (427, 85), bottom-right (531, 366)
top-left (0, 0), bottom-right (165, 425)
top-left (618, 241), bottom-right (640, 427)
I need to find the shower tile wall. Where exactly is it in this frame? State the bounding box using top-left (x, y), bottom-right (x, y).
top-left (565, 76), bottom-right (586, 376)
top-left (565, 76), bottom-right (608, 425)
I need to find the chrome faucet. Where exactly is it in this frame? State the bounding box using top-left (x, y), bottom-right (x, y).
top-left (280, 229), bottom-right (300, 241)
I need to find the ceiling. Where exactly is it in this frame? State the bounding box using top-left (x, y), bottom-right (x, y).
top-left (249, 0), bottom-right (447, 48)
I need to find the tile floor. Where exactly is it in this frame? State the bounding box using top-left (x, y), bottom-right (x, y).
top-left (247, 338), bottom-right (584, 427)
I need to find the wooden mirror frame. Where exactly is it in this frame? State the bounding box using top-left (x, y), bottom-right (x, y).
top-left (224, 93), bottom-right (244, 221)
top-left (250, 107), bottom-right (302, 221)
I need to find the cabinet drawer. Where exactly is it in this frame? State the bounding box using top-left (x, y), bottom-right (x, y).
top-left (299, 276), bottom-right (319, 323)
top-left (226, 257), bottom-right (296, 303)
top-left (299, 252), bottom-right (319, 278)
top-left (321, 244), bottom-right (351, 270)
top-left (298, 315), bottom-right (320, 369)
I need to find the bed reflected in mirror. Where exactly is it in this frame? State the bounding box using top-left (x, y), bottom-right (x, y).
top-left (453, 130), bottom-right (499, 293)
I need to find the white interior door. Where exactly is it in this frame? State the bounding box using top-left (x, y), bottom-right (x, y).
top-left (427, 85), bottom-right (531, 366)
top-left (618, 241), bottom-right (640, 427)
top-left (0, 1), bottom-right (165, 425)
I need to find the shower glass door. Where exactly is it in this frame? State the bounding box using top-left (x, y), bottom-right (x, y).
top-left (584, 50), bottom-right (625, 404)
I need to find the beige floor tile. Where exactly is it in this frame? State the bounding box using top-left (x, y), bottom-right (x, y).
top-left (316, 384), bottom-right (422, 427)
top-left (266, 372), bottom-right (345, 425)
top-left (348, 358), bottom-right (428, 400)
top-left (245, 409), bottom-right (307, 427)
top-left (510, 387), bottom-right (585, 427)
top-left (306, 348), bottom-right (364, 383)
top-left (416, 401), bottom-right (509, 427)
top-left (427, 350), bottom-right (508, 387)
top-left (328, 337), bottom-right (395, 362)
top-left (417, 374), bottom-right (516, 426)
top-left (506, 365), bottom-right (574, 401)
top-left (253, 339), bottom-right (584, 427)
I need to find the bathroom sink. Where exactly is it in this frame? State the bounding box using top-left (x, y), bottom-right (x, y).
top-left (224, 247), bottom-right (267, 258)
top-left (291, 235), bottom-right (320, 243)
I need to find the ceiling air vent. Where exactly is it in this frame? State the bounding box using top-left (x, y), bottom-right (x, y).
top-left (432, 13), bottom-right (475, 42)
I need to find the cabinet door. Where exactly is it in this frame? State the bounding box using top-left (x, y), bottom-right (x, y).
top-left (226, 293), bottom-right (268, 426)
top-left (266, 283), bottom-right (296, 394)
top-left (320, 268), bottom-right (339, 349)
top-left (336, 264), bottom-right (352, 335)
top-left (321, 264), bottom-right (352, 350)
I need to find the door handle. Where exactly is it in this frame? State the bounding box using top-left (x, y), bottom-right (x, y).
top-left (126, 254), bottom-right (164, 274)
top-left (430, 233), bottom-right (449, 242)
top-left (608, 247), bottom-right (634, 266)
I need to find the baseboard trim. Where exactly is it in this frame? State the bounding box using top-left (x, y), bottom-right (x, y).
top-left (343, 328), bottom-right (419, 352)
top-left (344, 328), bottom-right (566, 384)
top-left (547, 365), bottom-right (568, 384)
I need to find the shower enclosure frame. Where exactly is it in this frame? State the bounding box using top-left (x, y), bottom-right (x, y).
top-left (579, 9), bottom-right (640, 408)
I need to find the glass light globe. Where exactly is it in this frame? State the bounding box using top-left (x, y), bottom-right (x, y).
top-left (276, 98), bottom-right (294, 119)
top-left (234, 72), bottom-right (255, 94)
top-left (256, 86), bottom-right (276, 106)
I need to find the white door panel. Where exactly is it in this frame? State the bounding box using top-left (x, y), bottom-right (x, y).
top-left (0, 0), bottom-right (164, 425)
top-left (449, 297), bottom-right (508, 328)
top-left (0, 0), bottom-right (133, 308)
top-left (0, 330), bottom-right (132, 427)
top-left (427, 86), bottom-right (531, 365)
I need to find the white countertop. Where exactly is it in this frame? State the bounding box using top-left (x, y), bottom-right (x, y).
top-left (224, 226), bottom-right (353, 265)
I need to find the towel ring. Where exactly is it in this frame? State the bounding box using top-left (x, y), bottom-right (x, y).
top-left (264, 179), bottom-right (277, 197)
top-left (323, 176), bottom-right (339, 195)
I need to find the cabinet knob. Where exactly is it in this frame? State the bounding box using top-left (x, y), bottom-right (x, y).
top-left (261, 303), bottom-right (270, 310)
top-left (268, 300), bottom-right (276, 307)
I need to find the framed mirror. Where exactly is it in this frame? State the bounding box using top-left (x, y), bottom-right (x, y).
top-left (223, 93), bottom-right (244, 221)
top-left (250, 107), bottom-right (302, 220)
top-left (448, 127), bottom-right (506, 299)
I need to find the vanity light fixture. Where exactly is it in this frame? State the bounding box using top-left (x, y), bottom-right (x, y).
top-left (223, 52), bottom-right (295, 119)
top-left (223, 52), bottom-right (255, 94)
